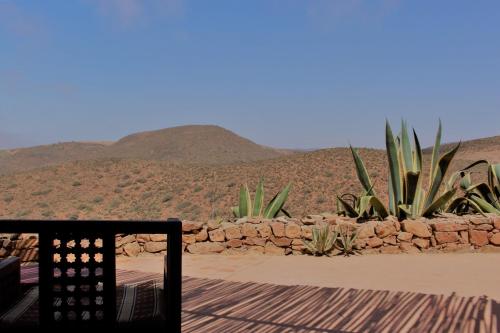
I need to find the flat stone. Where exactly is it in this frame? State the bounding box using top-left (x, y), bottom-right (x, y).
top-left (123, 242), bottom-right (140, 257)
top-left (224, 225), bottom-right (242, 240)
top-left (479, 245), bottom-right (500, 253)
top-left (150, 234), bottom-right (167, 242)
top-left (381, 246), bottom-right (401, 254)
top-left (182, 221), bottom-right (204, 232)
top-left (207, 220), bottom-right (221, 231)
top-left (399, 242), bottom-right (420, 254)
top-left (285, 223), bottom-right (302, 239)
top-left (241, 224), bottom-right (258, 238)
top-left (459, 230), bottom-right (469, 244)
top-left (412, 238), bottom-right (430, 249)
top-left (136, 234), bottom-right (151, 242)
top-left (182, 234), bottom-right (196, 244)
top-left (226, 239), bottom-right (243, 248)
top-left (432, 222), bottom-right (468, 232)
top-left (256, 223), bottom-right (272, 238)
top-left (270, 222), bottom-right (285, 237)
top-left (208, 229), bottom-right (225, 242)
top-left (195, 228), bottom-right (208, 242)
top-left (144, 241), bottom-right (166, 253)
top-left (366, 237), bottom-right (383, 248)
top-left (270, 236), bottom-right (292, 247)
top-left (469, 217), bottom-right (492, 225)
top-left (397, 232), bottom-right (413, 242)
top-left (187, 242), bottom-right (225, 254)
top-left (470, 230), bottom-right (489, 247)
top-left (264, 242), bottom-right (285, 255)
top-left (301, 226), bottom-right (313, 240)
top-left (493, 217), bottom-right (500, 230)
top-left (375, 221), bottom-right (397, 238)
top-left (357, 222), bottom-right (376, 239)
top-left (383, 236), bottom-right (397, 245)
top-left (489, 233), bottom-right (500, 246)
top-left (244, 237), bottom-right (266, 247)
top-left (473, 224), bottom-right (494, 231)
top-left (434, 232), bottom-right (460, 244)
top-left (402, 220), bottom-right (431, 238)
top-left (116, 234), bottom-right (136, 247)
top-left (247, 246), bottom-right (265, 254)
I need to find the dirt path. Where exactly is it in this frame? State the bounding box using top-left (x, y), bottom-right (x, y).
top-left (118, 253), bottom-right (500, 300)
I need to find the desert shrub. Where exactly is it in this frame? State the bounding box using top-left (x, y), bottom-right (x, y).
top-left (109, 198), bottom-right (121, 209)
top-left (3, 194), bottom-right (14, 203)
top-left (316, 196), bottom-right (327, 204)
top-left (176, 201), bottom-right (191, 211)
top-left (194, 185), bottom-right (203, 192)
top-left (114, 188), bottom-right (123, 194)
top-left (32, 189), bottom-right (52, 196)
top-left (16, 209), bottom-right (32, 217)
top-left (162, 193), bottom-right (174, 202)
top-left (118, 180), bottom-right (132, 188)
top-left (6, 183), bottom-right (17, 189)
top-left (325, 171), bottom-right (334, 178)
top-left (37, 202), bottom-right (49, 208)
top-left (41, 210), bottom-right (55, 218)
top-left (72, 181), bottom-right (82, 187)
top-left (78, 203), bottom-right (93, 211)
top-left (132, 169), bottom-right (141, 175)
top-left (227, 182), bottom-right (236, 188)
top-left (136, 177), bottom-right (147, 184)
top-left (141, 192), bottom-right (153, 200)
top-left (67, 213), bottom-right (79, 220)
top-left (92, 196), bottom-right (103, 204)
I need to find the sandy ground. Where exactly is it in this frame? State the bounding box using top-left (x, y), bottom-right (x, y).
top-left (118, 253), bottom-right (500, 300)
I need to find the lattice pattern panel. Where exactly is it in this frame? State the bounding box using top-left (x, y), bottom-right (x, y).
top-left (40, 232), bottom-right (115, 327)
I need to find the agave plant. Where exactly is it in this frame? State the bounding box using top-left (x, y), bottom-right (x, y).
top-left (447, 160), bottom-right (500, 215)
top-left (336, 191), bottom-right (388, 220)
top-left (232, 179), bottom-right (292, 219)
top-left (304, 223), bottom-right (337, 256)
top-left (348, 120), bottom-right (460, 219)
top-left (336, 224), bottom-right (359, 256)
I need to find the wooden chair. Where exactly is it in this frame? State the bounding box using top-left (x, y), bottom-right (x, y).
top-left (0, 219), bottom-right (182, 331)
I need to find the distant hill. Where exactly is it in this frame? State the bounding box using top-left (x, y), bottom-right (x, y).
top-left (0, 125), bottom-right (295, 174)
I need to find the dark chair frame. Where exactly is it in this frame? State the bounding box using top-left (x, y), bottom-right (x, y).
top-left (0, 256), bottom-right (21, 313)
top-left (0, 219), bottom-right (182, 332)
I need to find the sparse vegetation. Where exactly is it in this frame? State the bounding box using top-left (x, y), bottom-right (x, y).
top-left (305, 224), bottom-right (337, 256)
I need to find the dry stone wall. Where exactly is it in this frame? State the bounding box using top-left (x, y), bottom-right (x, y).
top-left (1, 214), bottom-right (500, 261)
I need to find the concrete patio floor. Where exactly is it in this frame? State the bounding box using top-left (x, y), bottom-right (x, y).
top-left (118, 252), bottom-right (500, 300)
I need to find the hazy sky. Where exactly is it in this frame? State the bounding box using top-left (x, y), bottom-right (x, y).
top-left (1, 0), bottom-right (499, 149)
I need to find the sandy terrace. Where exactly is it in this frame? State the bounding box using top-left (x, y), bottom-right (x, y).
top-left (118, 253), bottom-right (500, 300)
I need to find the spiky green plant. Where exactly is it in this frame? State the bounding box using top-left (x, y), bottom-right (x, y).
top-left (336, 224), bottom-right (359, 256)
top-left (336, 192), bottom-right (388, 220)
top-left (348, 120), bottom-right (460, 219)
top-left (304, 223), bottom-right (338, 256)
top-left (232, 179), bottom-right (292, 219)
top-left (447, 160), bottom-right (500, 215)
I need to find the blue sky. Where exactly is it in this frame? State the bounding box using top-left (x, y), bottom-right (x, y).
top-left (0, 0), bottom-right (499, 149)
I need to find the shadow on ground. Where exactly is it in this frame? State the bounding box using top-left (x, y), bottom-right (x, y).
top-left (21, 265), bottom-right (499, 332)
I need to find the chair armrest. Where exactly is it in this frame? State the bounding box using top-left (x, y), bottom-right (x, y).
top-left (0, 257), bottom-right (21, 312)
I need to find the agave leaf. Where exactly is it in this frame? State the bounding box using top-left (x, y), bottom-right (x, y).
top-left (398, 204), bottom-right (412, 217)
top-left (429, 120), bottom-right (442, 186)
top-left (422, 189), bottom-right (456, 217)
top-left (461, 159), bottom-right (489, 171)
top-left (337, 196), bottom-right (359, 218)
top-left (231, 206), bottom-right (240, 218)
top-left (488, 164), bottom-right (500, 192)
top-left (350, 146), bottom-right (375, 195)
top-left (366, 196), bottom-right (389, 219)
top-left (400, 120), bottom-right (413, 174)
top-left (253, 179), bottom-right (265, 217)
top-left (239, 184), bottom-right (252, 217)
top-left (424, 142), bottom-right (461, 209)
top-left (388, 175), bottom-right (395, 215)
top-left (446, 197), bottom-right (486, 216)
top-left (264, 183), bottom-right (291, 218)
top-left (405, 171), bottom-right (420, 205)
top-left (459, 173), bottom-right (472, 190)
top-left (469, 183), bottom-right (500, 209)
top-left (386, 121), bottom-right (402, 213)
top-left (281, 208), bottom-right (292, 218)
top-left (469, 194), bottom-right (500, 214)
top-left (413, 129), bottom-right (423, 172)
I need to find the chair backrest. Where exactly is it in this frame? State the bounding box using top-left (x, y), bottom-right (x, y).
top-left (38, 230), bottom-right (116, 328)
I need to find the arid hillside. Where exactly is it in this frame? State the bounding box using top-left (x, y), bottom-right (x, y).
top-left (0, 128), bottom-right (498, 221)
top-left (0, 125), bottom-right (294, 174)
